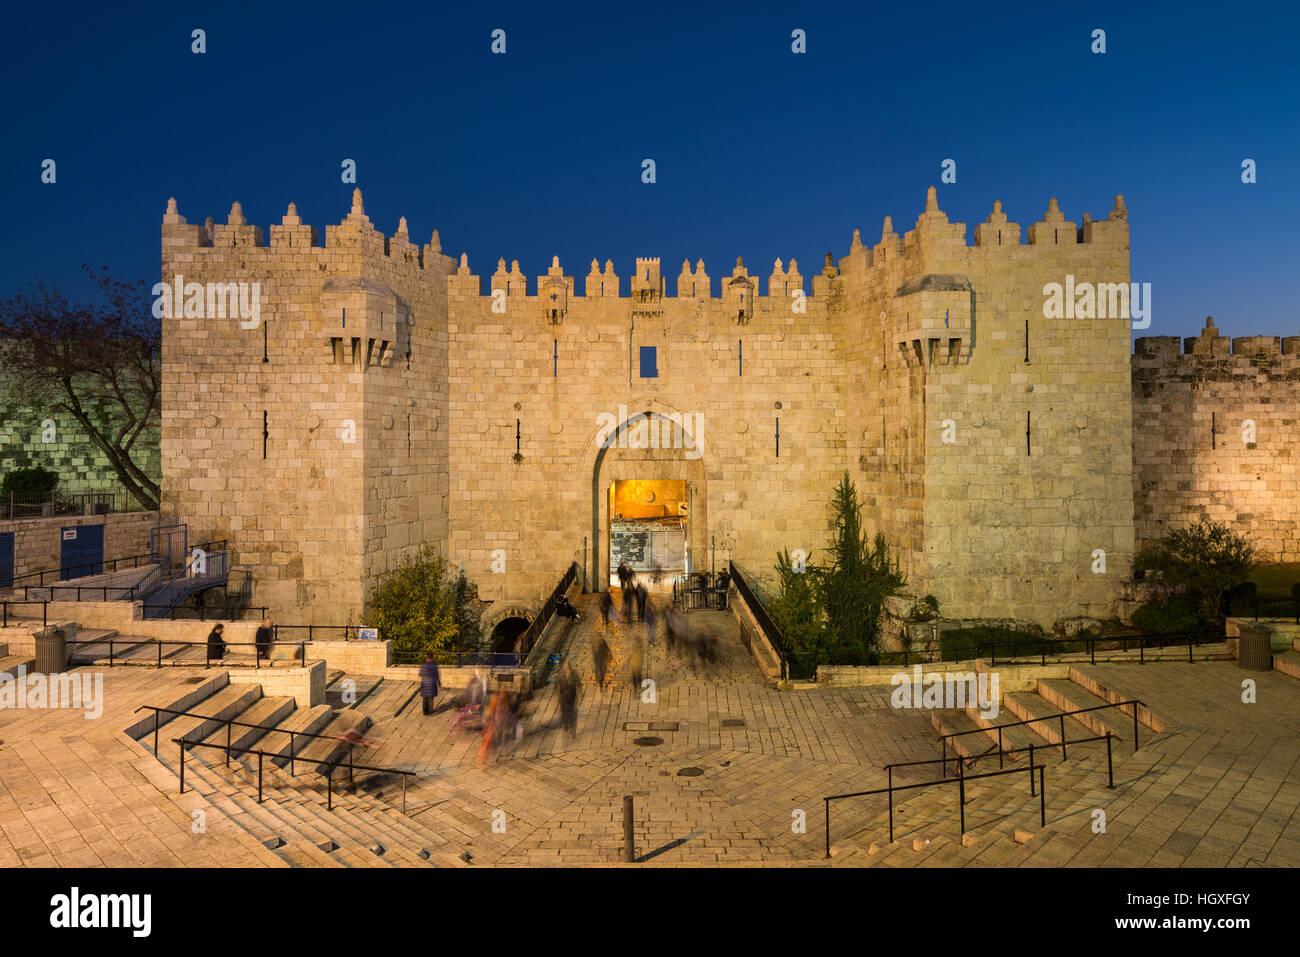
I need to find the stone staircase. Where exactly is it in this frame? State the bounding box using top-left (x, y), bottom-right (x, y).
top-left (131, 671), bottom-right (471, 868)
top-left (1274, 636), bottom-right (1300, 680)
top-left (830, 668), bottom-right (1168, 863)
top-left (0, 641), bottom-right (35, 678)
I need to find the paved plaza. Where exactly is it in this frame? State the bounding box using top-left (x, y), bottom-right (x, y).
top-left (0, 596), bottom-right (1297, 868)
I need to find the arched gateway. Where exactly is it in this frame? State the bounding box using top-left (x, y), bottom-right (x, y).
top-left (579, 397), bottom-right (720, 591)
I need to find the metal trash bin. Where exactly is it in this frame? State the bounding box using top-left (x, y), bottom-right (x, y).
top-left (1237, 625), bottom-right (1273, 672)
top-left (34, 626), bottom-right (70, 674)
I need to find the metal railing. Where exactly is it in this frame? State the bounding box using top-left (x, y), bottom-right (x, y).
top-left (885, 730), bottom-right (1120, 792)
top-left (170, 736), bottom-right (416, 814)
top-left (390, 649), bottom-right (525, 668)
top-left (70, 637), bottom-right (306, 668)
top-left (824, 760), bottom-right (1046, 856)
top-left (0, 599), bottom-right (49, 628)
top-left (783, 631), bottom-right (1225, 676)
top-left (728, 560), bottom-right (790, 680)
top-left (1252, 596), bottom-right (1300, 624)
top-left (11, 547), bottom-right (155, 588)
top-left (15, 538), bottom-right (227, 597)
top-left (1, 489), bottom-right (148, 521)
top-left (937, 698), bottom-right (1147, 773)
top-left (517, 561), bottom-right (578, 655)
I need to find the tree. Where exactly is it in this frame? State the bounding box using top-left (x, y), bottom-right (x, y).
top-left (0, 269), bottom-right (161, 509)
top-left (770, 548), bottom-right (826, 654)
top-left (1133, 519), bottom-right (1255, 622)
top-left (769, 473), bottom-right (907, 670)
top-left (811, 472), bottom-right (906, 658)
top-left (367, 544), bottom-right (482, 659)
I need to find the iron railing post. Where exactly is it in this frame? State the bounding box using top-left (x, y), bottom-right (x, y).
top-left (1029, 744), bottom-right (1036, 795)
top-left (1106, 732), bottom-right (1114, 788)
top-left (179, 741), bottom-right (185, 794)
top-left (1133, 707), bottom-right (1140, 752)
top-left (1038, 766), bottom-right (1046, 827)
top-left (1060, 715), bottom-right (1067, 759)
top-left (290, 731), bottom-right (296, 776)
top-left (957, 764), bottom-right (966, 838)
top-left (257, 751), bottom-right (263, 803)
top-left (997, 727), bottom-right (1004, 769)
top-left (226, 722), bottom-right (232, 768)
top-left (154, 712), bottom-right (160, 756)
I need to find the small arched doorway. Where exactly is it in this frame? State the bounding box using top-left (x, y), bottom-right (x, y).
top-left (490, 615), bottom-right (531, 653)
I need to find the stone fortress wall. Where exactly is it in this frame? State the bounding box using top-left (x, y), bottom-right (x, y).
top-left (1132, 318), bottom-right (1300, 564)
top-left (156, 188), bottom-right (1299, 630)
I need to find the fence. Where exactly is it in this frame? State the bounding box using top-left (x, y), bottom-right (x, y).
top-left (728, 560), bottom-right (790, 680)
top-left (1, 489), bottom-right (149, 521)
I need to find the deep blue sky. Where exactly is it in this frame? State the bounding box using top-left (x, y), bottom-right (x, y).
top-left (2, 0), bottom-right (1297, 340)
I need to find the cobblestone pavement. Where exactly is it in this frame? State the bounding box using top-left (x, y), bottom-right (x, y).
top-left (1, 596), bottom-right (1297, 867)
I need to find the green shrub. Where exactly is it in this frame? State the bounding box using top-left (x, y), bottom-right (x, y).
top-left (1130, 595), bottom-right (1200, 635)
top-left (367, 544), bottom-right (481, 659)
top-left (1133, 519), bottom-right (1254, 621)
top-left (940, 626), bottom-right (1040, 662)
top-left (1, 465), bottom-right (58, 499)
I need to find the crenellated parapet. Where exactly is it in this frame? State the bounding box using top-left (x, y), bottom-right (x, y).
top-left (1134, 316), bottom-right (1300, 374)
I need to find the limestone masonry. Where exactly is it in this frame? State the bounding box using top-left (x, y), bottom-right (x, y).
top-left (157, 188), bottom-right (1299, 631)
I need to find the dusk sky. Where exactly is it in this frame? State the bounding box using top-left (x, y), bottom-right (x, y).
top-left (3, 0), bottom-right (1297, 340)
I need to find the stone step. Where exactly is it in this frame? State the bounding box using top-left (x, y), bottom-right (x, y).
top-left (185, 762), bottom-right (391, 868)
top-left (964, 704), bottom-right (1050, 761)
top-left (1035, 679), bottom-right (1141, 742)
top-left (1273, 650), bottom-right (1300, 680)
top-left (326, 674), bottom-right (384, 709)
top-left (125, 673), bottom-right (230, 740)
top-left (291, 711), bottom-right (375, 775)
top-left (1063, 665), bottom-right (1168, 732)
top-left (162, 685), bottom-right (264, 751)
top-left (202, 759), bottom-right (442, 867)
top-left (275, 840), bottom-right (348, 868)
top-left (258, 704), bottom-right (337, 769)
top-left (0, 654), bottom-right (36, 679)
top-left (928, 709), bottom-right (999, 763)
top-left (194, 695), bottom-right (297, 757)
top-left (1001, 692), bottom-right (1101, 749)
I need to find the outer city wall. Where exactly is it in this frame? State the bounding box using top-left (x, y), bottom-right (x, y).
top-left (159, 187), bottom-right (1295, 633)
top-left (1132, 319), bottom-right (1300, 564)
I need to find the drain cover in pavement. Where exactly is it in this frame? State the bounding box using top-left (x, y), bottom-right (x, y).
top-left (633, 736), bottom-right (664, 747)
top-left (677, 767), bottom-right (704, 777)
top-left (721, 719), bottom-right (745, 728)
top-left (623, 721), bottom-right (680, 732)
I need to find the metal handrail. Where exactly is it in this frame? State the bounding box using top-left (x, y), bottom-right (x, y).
top-left (517, 561), bottom-right (578, 655)
top-left (0, 599), bottom-right (49, 628)
top-left (172, 736), bottom-right (415, 814)
top-left (728, 559), bottom-right (789, 680)
top-left (137, 703), bottom-right (363, 761)
top-left (886, 731), bottom-right (1120, 793)
top-left (71, 636), bottom-right (306, 669)
top-left (824, 760), bottom-right (1046, 857)
top-left (11, 538), bottom-right (228, 590)
top-left (785, 630), bottom-right (1225, 671)
top-left (937, 697), bottom-right (1147, 754)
